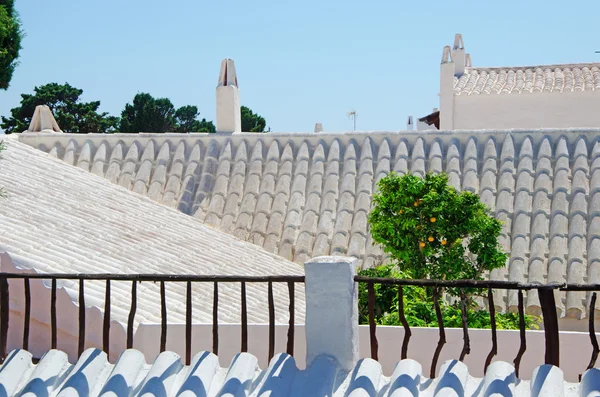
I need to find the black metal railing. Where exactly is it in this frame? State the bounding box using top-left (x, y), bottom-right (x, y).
top-left (0, 273), bottom-right (304, 365)
top-left (355, 276), bottom-right (600, 379)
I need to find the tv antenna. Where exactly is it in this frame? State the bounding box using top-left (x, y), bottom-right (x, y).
top-left (347, 110), bottom-right (357, 131)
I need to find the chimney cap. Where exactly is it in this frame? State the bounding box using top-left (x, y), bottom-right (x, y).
top-left (27, 105), bottom-right (62, 133)
top-left (453, 34), bottom-right (464, 50)
top-left (218, 58), bottom-right (239, 88)
top-left (441, 46), bottom-right (453, 64)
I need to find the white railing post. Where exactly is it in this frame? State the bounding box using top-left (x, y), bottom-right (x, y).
top-left (304, 256), bottom-right (359, 372)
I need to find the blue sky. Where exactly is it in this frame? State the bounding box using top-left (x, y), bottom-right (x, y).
top-left (1, 0), bottom-right (599, 133)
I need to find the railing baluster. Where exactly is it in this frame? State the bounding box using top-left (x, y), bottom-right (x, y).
top-left (127, 280), bottom-right (137, 349)
top-left (160, 281), bottom-right (167, 353)
top-left (484, 288), bottom-right (497, 373)
top-left (539, 287), bottom-right (559, 366)
top-left (0, 276), bottom-right (8, 361)
top-left (367, 281), bottom-right (378, 361)
top-left (103, 280), bottom-right (111, 356)
top-left (186, 280), bottom-right (192, 365)
top-left (398, 285), bottom-right (411, 360)
top-left (51, 278), bottom-right (57, 349)
top-left (586, 292), bottom-right (599, 371)
top-left (514, 289), bottom-right (527, 378)
top-left (287, 282), bottom-right (295, 356)
top-left (78, 279), bottom-right (86, 356)
top-left (23, 277), bottom-right (30, 351)
top-left (459, 289), bottom-right (470, 361)
top-left (268, 281), bottom-right (275, 363)
top-left (213, 281), bottom-right (219, 355)
top-left (430, 287), bottom-right (446, 378)
top-left (241, 281), bottom-right (248, 353)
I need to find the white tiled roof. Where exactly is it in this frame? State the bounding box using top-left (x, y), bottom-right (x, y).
top-left (0, 139), bottom-right (305, 326)
top-left (16, 129), bottom-right (600, 319)
top-left (0, 348), bottom-right (594, 397)
top-left (454, 63), bottom-right (600, 95)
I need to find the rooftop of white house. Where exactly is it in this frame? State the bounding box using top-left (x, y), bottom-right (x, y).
top-left (453, 63), bottom-right (600, 95)
top-left (0, 137), bottom-right (304, 328)
top-left (16, 127), bottom-right (600, 321)
top-left (0, 348), bottom-right (596, 397)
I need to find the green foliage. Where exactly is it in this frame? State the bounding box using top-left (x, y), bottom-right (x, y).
top-left (174, 105), bottom-right (215, 133)
top-left (119, 93), bottom-right (215, 133)
top-left (0, 83), bottom-right (119, 134)
top-left (241, 106), bottom-right (266, 132)
top-left (368, 172), bottom-right (507, 284)
top-left (358, 265), bottom-right (538, 330)
top-left (119, 93), bottom-right (175, 133)
top-left (0, 0), bottom-right (23, 90)
top-left (363, 173), bottom-right (535, 330)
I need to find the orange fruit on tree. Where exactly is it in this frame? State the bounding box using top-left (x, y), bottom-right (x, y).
top-left (441, 239), bottom-right (447, 245)
top-left (430, 217), bottom-right (436, 223)
top-left (419, 242), bottom-right (425, 249)
top-left (428, 236), bottom-right (434, 242)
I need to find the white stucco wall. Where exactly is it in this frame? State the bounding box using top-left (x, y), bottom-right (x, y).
top-left (134, 323), bottom-right (598, 382)
top-left (453, 91), bottom-right (600, 130)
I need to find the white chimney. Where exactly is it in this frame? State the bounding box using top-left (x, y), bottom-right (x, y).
top-left (439, 46), bottom-right (454, 130)
top-left (452, 34), bottom-right (466, 77)
top-left (27, 105), bottom-right (62, 133)
top-left (216, 59), bottom-right (241, 134)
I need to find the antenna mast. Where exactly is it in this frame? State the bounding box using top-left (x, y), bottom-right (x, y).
top-left (347, 110), bottom-right (357, 131)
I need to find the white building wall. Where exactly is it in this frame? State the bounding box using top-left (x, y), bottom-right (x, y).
top-left (453, 91), bottom-right (600, 130)
top-left (133, 323), bottom-right (599, 382)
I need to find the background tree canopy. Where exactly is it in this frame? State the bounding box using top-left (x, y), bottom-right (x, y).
top-left (0, 83), bottom-right (119, 134)
top-left (241, 106), bottom-right (267, 132)
top-left (174, 105), bottom-right (215, 133)
top-left (0, 0), bottom-right (23, 90)
top-left (119, 93), bottom-right (216, 133)
top-left (1, 84), bottom-right (267, 134)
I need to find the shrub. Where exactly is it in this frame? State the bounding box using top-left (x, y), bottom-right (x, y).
top-left (362, 172), bottom-right (538, 329)
top-left (358, 265), bottom-right (538, 330)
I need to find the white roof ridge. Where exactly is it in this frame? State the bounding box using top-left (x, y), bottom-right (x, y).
top-left (466, 62), bottom-right (600, 72)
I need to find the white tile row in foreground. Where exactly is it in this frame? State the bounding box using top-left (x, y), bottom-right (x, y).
top-left (0, 348), bottom-right (595, 397)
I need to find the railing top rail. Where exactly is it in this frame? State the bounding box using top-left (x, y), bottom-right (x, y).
top-left (353, 276), bottom-right (571, 290)
top-left (0, 273), bottom-right (305, 283)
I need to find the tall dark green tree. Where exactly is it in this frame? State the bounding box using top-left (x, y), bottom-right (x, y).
top-left (0, 0), bottom-right (23, 90)
top-left (175, 105), bottom-right (215, 133)
top-left (1, 83), bottom-right (119, 133)
top-left (119, 93), bottom-right (215, 133)
top-left (241, 106), bottom-right (267, 132)
top-left (119, 93), bottom-right (176, 133)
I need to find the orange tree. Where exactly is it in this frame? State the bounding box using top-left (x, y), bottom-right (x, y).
top-left (368, 172), bottom-right (506, 285)
top-left (361, 173), bottom-right (537, 329)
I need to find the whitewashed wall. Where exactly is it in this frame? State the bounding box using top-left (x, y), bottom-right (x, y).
top-left (453, 91), bottom-right (600, 130)
top-left (133, 323), bottom-right (596, 382)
